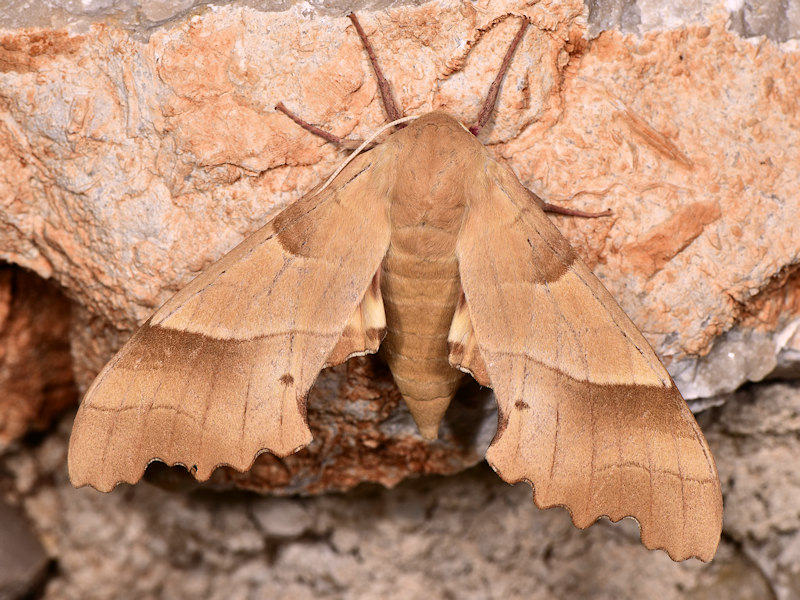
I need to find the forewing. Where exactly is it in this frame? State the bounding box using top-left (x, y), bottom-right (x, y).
top-left (453, 161), bottom-right (722, 561)
top-left (69, 151), bottom-right (392, 491)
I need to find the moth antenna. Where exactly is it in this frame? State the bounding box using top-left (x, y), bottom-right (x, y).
top-left (275, 102), bottom-right (363, 150)
top-left (348, 12), bottom-right (404, 124)
top-left (470, 16), bottom-right (531, 136)
top-left (314, 115), bottom-right (420, 197)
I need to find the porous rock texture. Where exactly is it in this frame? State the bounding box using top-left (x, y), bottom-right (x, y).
top-left (3, 382), bottom-right (796, 599)
top-left (0, 0), bottom-right (799, 597)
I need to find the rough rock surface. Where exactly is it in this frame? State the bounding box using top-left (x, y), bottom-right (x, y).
top-left (707, 382), bottom-right (800, 599)
top-left (0, 0), bottom-right (799, 597)
top-left (0, 0), bottom-right (797, 391)
top-left (0, 497), bottom-right (49, 600)
top-left (2, 380), bottom-right (796, 599)
top-left (0, 0), bottom-right (798, 398)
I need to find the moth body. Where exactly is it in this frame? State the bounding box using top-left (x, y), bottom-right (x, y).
top-left (377, 113), bottom-right (483, 439)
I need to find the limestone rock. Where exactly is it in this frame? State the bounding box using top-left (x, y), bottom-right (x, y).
top-left (3, 382), bottom-right (793, 599)
top-left (0, 0), bottom-right (797, 403)
top-left (0, 497), bottom-right (49, 600)
top-left (707, 382), bottom-right (800, 599)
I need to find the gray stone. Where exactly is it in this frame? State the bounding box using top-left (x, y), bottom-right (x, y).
top-left (0, 498), bottom-right (48, 600)
top-left (250, 498), bottom-right (313, 538)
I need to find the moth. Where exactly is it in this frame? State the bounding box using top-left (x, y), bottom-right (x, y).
top-left (69, 13), bottom-right (722, 561)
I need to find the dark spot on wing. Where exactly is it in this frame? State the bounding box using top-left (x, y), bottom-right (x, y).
top-left (366, 327), bottom-right (386, 344)
top-left (448, 341), bottom-right (465, 359)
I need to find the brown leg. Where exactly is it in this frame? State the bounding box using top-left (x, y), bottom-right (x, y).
top-left (469, 17), bottom-right (530, 136)
top-left (348, 13), bottom-right (403, 123)
top-left (528, 189), bottom-right (612, 218)
top-left (541, 202), bottom-right (613, 218)
top-left (275, 102), bottom-right (363, 150)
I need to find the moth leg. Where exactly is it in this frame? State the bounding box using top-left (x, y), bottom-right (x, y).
top-left (447, 289), bottom-right (490, 387)
top-left (275, 102), bottom-right (363, 150)
top-left (469, 16), bottom-right (531, 136)
top-left (324, 268), bottom-right (386, 367)
top-left (348, 13), bottom-right (403, 123)
top-left (527, 189), bottom-right (613, 219)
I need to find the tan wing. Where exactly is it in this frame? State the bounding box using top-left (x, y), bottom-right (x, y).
top-left (451, 160), bottom-right (722, 562)
top-left (68, 150), bottom-right (393, 492)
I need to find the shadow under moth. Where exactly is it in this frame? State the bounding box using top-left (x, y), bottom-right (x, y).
top-left (68, 13), bottom-right (723, 562)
